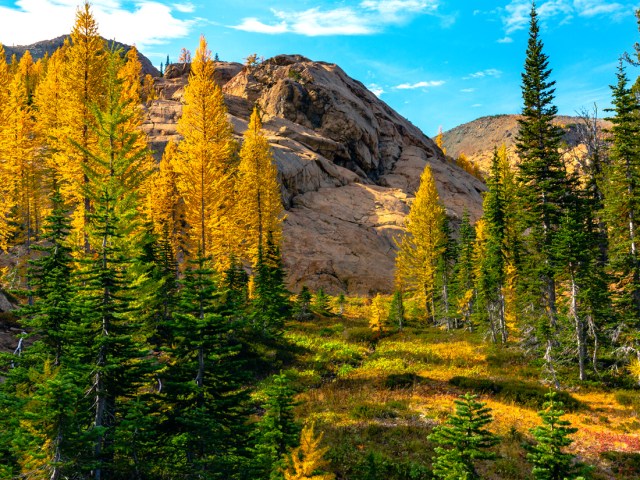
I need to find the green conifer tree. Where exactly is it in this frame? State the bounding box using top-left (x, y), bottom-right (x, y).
top-left (526, 392), bottom-right (582, 480)
top-left (451, 211), bottom-right (476, 331)
top-left (603, 61), bottom-right (640, 336)
top-left (516, 3), bottom-right (571, 383)
top-left (428, 393), bottom-right (499, 479)
top-left (251, 373), bottom-right (301, 480)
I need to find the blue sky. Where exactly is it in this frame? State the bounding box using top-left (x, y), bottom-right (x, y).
top-left (1, 0), bottom-right (639, 135)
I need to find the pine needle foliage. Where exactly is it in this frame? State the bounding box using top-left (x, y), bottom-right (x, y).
top-left (428, 393), bottom-right (499, 480)
top-left (526, 392), bottom-right (582, 480)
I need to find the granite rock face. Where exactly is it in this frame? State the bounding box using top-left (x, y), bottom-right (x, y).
top-left (142, 55), bottom-right (486, 294)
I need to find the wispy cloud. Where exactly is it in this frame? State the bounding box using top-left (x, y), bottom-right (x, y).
top-left (497, 36), bottom-right (513, 43)
top-left (460, 88), bottom-right (476, 93)
top-left (232, 0), bottom-right (448, 36)
top-left (173, 2), bottom-right (196, 14)
top-left (502, 0), bottom-right (632, 35)
top-left (394, 80), bottom-right (445, 89)
top-left (0, 0), bottom-right (194, 48)
top-left (368, 83), bottom-right (386, 97)
top-left (464, 68), bottom-right (502, 80)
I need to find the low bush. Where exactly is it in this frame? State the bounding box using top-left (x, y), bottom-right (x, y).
top-left (449, 376), bottom-right (583, 411)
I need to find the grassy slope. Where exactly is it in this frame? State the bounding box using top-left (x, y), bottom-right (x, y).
top-left (271, 296), bottom-right (640, 480)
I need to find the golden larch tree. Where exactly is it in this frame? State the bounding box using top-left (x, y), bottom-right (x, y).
top-left (0, 52), bottom-right (45, 250)
top-left (55, 1), bottom-right (107, 247)
top-left (0, 44), bottom-right (14, 250)
top-left (284, 423), bottom-right (335, 480)
top-left (369, 293), bottom-right (388, 335)
top-left (148, 141), bottom-right (184, 255)
top-left (174, 35), bottom-right (236, 267)
top-left (34, 47), bottom-right (66, 175)
top-left (395, 165), bottom-right (446, 321)
top-left (235, 106), bottom-right (284, 265)
top-left (117, 46), bottom-right (155, 214)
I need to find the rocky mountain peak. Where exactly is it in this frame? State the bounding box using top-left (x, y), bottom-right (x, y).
top-left (144, 55), bottom-right (486, 293)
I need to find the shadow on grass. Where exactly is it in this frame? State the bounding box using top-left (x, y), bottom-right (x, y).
top-left (601, 451), bottom-right (640, 477)
top-left (449, 376), bottom-right (585, 411)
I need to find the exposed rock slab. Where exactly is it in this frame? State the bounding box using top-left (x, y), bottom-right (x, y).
top-left (142, 54), bottom-right (486, 294)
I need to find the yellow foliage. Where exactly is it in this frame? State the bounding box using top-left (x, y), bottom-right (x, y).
top-left (284, 423), bottom-right (335, 480)
top-left (55, 1), bottom-right (107, 247)
top-left (627, 358), bottom-right (640, 382)
top-left (235, 106), bottom-right (284, 266)
top-left (0, 45), bottom-right (15, 250)
top-left (0, 53), bottom-right (47, 250)
top-left (174, 35), bottom-right (236, 267)
top-left (395, 165), bottom-right (446, 320)
top-left (148, 141), bottom-right (184, 255)
top-left (369, 294), bottom-right (388, 334)
top-left (435, 126), bottom-right (446, 156)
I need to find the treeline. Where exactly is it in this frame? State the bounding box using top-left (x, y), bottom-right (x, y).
top-left (0, 3), bottom-right (326, 480)
top-left (395, 5), bottom-right (640, 386)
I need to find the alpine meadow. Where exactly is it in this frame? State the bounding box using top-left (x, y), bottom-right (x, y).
top-left (3, 1), bottom-right (640, 479)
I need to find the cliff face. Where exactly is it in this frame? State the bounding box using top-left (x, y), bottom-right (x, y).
top-left (143, 55), bottom-right (486, 294)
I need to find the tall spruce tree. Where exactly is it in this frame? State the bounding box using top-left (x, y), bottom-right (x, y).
top-left (478, 148), bottom-right (508, 343)
top-left (603, 61), bottom-right (640, 339)
top-left (251, 373), bottom-right (301, 480)
top-left (452, 211), bottom-right (476, 331)
top-left (516, 4), bottom-right (570, 383)
top-left (72, 47), bottom-right (156, 479)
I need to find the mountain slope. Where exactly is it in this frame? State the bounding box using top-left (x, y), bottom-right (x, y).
top-left (144, 56), bottom-right (485, 294)
top-left (4, 35), bottom-right (160, 77)
top-left (442, 114), bottom-right (611, 174)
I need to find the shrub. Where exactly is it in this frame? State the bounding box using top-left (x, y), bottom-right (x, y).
top-left (449, 377), bottom-right (583, 411)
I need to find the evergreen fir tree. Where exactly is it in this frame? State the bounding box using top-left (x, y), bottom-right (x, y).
top-left (313, 288), bottom-right (330, 314)
top-left (162, 255), bottom-right (250, 477)
top-left (294, 286), bottom-right (313, 321)
top-left (252, 373), bottom-right (301, 480)
top-left (70, 47), bottom-right (157, 478)
top-left (428, 393), bottom-right (499, 480)
top-left (515, 3), bottom-right (570, 383)
top-left (603, 61), bottom-right (640, 336)
top-left (526, 392), bottom-right (581, 480)
top-left (251, 233), bottom-right (290, 336)
top-left (451, 211), bottom-right (476, 331)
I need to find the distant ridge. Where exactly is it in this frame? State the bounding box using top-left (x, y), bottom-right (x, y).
top-left (3, 35), bottom-right (160, 77)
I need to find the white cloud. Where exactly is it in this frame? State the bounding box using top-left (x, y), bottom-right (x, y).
top-left (464, 68), bottom-right (502, 79)
top-left (497, 36), bottom-right (513, 43)
top-left (472, 103), bottom-right (483, 107)
top-left (501, 0), bottom-right (632, 35)
top-left (0, 0), bottom-right (194, 49)
top-left (460, 88), bottom-right (475, 93)
top-left (368, 83), bottom-right (385, 97)
top-left (395, 80), bottom-right (445, 89)
top-left (573, 0), bottom-right (626, 18)
top-left (173, 2), bottom-right (195, 14)
top-left (234, 17), bottom-right (289, 34)
top-left (232, 0), bottom-right (445, 36)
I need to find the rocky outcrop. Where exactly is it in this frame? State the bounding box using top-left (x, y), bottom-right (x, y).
top-left (142, 55), bottom-right (486, 294)
top-left (5, 35), bottom-right (160, 77)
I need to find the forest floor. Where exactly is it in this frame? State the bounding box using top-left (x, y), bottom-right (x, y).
top-left (266, 297), bottom-right (640, 480)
